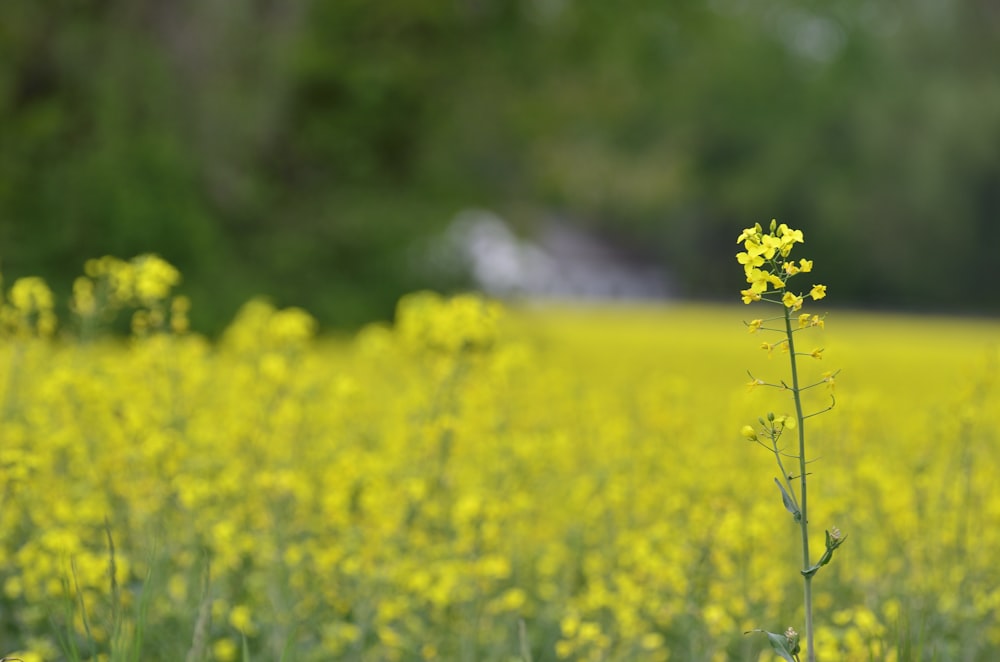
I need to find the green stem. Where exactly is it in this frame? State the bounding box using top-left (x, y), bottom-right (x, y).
top-left (784, 306), bottom-right (814, 662)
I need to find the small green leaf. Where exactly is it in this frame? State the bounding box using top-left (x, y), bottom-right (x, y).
top-left (774, 478), bottom-right (800, 520)
top-left (766, 631), bottom-right (797, 662)
top-left (802, 530), bottom-right (847, 576)
top-left (745, 629), bottom-right (797, 662)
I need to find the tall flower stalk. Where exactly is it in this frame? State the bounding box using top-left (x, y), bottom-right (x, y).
top-left (737, 221), bottom-right (845, 662)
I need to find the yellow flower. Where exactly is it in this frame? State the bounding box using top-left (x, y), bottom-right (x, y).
top-left (133, 254), bottom-right (180, 304)
top-left (736, 223), bottom-right (762, 244)
top-left (744, 238), bottom-right (768, 258)
top-left (228, 603), bottom-right (257, 635)
top-left (496, 587), bottom-right (527, 611)
top-left (212, 639), bottom-right (238, 662)
top-left (822, 370), bottom-right (836, 390)
top-left (555, 640), bottom-right (575, 659)
top-left (760, 340), bottom-right (786, 357)
top-left (783, 261), bottom-right (801, 276)
top-left (9, 277), bottom-right (54, 312)
top-left (760, 233), bottom-right (782, 260)
top-left (810, 284), bottom-right (827, 300)
top-left (746, 268), bottom-right (784, 294)
top-left (810, 348), bottom-right (824, 359)
top-left (773, 224), bottom-right (804, 257)
top-left (811, 314), bottom-right (825, 329)
top-left (782, 292), bottom-right (804, 311)
top-left (779, 225), bottom-right (804, 244)
top-left (737, 251), bottom-right (764, 273)
top-left (71, 277), bottom-right (96, 316)
top-left (741, 289), bottom-right (761, 304)
top-left (798, 259), bottom-right (813, 273)
top-left (745, 269), bottom-right (772, 294)
top-left (741, 425), bottom-right (758, 440)
top-left (747, 319), bottom-right (763, 333)
top-left (640, 633), bottom-right (665, 651)
top-left (774, 414), bottom-right (796, 430)
top-left (798, 313), bottom-right (811, 329)
top-left (561, 612), bottom-right (581, 637)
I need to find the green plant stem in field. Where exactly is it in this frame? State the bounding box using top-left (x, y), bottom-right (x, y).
top-left (737, 221), bottom-right (842, 662)
top-left (784, 306), bottom-right (815, 662)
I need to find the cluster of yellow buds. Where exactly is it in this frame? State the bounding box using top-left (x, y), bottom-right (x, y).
top-left (0, 274), bottom-right (58, 339)
top-left (736, 220), bottom-right (827, 311)
top-left (221, 298), bottom-right (317, 382)
top-left (223, 298), bottom-right (317, 354)
top-left (396, 291), bottom-right (502, 354)
top-left (72, 254), bottom-right (186, 335)
top-left (76, 254), bottom-right (180, 309)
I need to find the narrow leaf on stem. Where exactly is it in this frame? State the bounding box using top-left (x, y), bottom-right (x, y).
top-left (774, 477), bottom-right (801, 521)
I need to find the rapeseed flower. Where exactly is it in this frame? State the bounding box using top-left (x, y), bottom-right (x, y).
top-left (737, 222), bottom-right (825, 313)
top-left (737, 251), bottom-right (765, 271)
top-left (782, 292), bottom-right (804, 310)
top-left (0, 253), bottom-right (995, 661)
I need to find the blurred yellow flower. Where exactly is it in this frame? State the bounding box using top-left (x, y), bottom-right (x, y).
top-left (212, 638), bottom-right (238, 662)
top-left (782, 292), bottom-right (804, 310)
top-left (0, 251), bottom-right (991, 661)
top-left (741, 288), bottom-right (761, 304)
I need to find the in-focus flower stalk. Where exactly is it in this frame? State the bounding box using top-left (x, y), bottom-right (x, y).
top-left (737, 220), bottom-right (845, 662)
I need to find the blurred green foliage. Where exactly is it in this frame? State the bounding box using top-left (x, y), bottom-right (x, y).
top-left (2, 0), bottom-right (998, 331)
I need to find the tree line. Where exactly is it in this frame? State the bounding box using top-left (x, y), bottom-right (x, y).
top-left (2, 0), bottom-right (998, 331)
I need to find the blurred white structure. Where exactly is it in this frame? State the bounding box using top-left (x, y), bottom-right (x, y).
top-left (445, 209), bottom-right (671, 300)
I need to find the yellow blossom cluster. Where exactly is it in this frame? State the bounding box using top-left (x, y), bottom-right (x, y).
top-left (395, 290), bottom-right (503, 353)
top-left (737, 220), bottom-right (827, 310)
top-left (70, 254), bottom-right (188, 336)
top-left (0, 276), bottom-right (57, 339)
top-left (0, 261), bottom-right (999, 661)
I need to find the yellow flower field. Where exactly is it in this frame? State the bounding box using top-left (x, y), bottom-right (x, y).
top-left (0, 258), bottom-right (998, 661)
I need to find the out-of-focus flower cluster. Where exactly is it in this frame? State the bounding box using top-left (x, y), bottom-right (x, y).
top-left (0, 259), bottom-right (998, 661)
top-left (69, 254), bottom-right (189, 336)
top-left (0, 275), bottom-right (57, 339)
